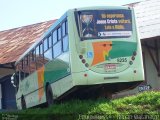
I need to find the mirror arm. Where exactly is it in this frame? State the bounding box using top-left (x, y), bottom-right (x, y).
top-left (13, 84), bottom-right (16, 88)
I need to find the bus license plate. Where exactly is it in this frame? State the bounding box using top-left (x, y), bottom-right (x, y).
top-left (105, 64), bottom-right (116, 70)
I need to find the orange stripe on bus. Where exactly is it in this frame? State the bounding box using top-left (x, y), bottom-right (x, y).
top-left (37, 66), bottom-right (45, 102)
top-left (91, 41), bottom-right (112, 66)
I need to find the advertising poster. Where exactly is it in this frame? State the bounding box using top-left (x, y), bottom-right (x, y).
top-left (80, 9), bottom-right (132, 38)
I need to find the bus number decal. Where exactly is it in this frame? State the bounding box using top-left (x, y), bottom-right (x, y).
top-left (117, 58), bottom-right (127, 62)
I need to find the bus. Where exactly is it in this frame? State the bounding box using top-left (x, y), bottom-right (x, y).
top-left (11, 6), bottom-right (144, 109)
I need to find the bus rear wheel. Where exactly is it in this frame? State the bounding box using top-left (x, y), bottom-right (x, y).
top-left (46, 85), bottom-right (54, 107)
top-left (21, 96), bottom-right (26, 109)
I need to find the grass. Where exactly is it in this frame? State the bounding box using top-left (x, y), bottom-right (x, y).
top-left (2, 91), bottom-right (160, 120)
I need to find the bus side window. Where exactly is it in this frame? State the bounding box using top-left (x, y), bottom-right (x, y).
top-left (44, 34), bottom-right (53, 63)
top-left (62, 36), bottom-right (69, 52)
top-left (40, 43), bottom-right (43, 56)
top-left (62, 20), bottom-right (68, 52)
top-left (24, 55), bottom-right (30, 78)
top-left (66, 21), bottom-right (68, 34)
top-left (58, 27), bottom-right (61, 41)
top-left (53, 41), bottom-right (62, 58)
top-left (53, 30), bottom-right (57, 45)
top-left (27, 55), bottom-right (30, 75)
top-left (36, 45), bottom-right (40, 69)
top-left (62, 21), bottom-right (68, 52)
top-left (36, 45), bottom-right (40, 56)
top-left (44, 38), bottom-right (48, 52)
top-left (21, 60), bottom-right (25, 80)
top-left (48, 35), bottom-right (52, 48)
top-left (36, 44), bottom-right (44, 69)
top-left (44, 48), bottom-right (53, 62)
top-left (62, 22), bottom-right (65, 37)
top-left (33, 49), bottom-right (36, 71)
top-left (62, 20), bottom-right (68, 37)
top-left (30, 50), bottom-right (36, 73)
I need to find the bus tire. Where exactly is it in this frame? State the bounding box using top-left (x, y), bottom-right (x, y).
top-left (46, 85), bottom-right (54, 107)
top-left (21, 96), bottom-right (26, 109)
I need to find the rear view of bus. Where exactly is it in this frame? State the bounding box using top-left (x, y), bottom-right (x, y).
top-left (70, 6), bottom-right (144, 95)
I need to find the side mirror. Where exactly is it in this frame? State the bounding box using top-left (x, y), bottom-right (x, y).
top-left (11, 73), bottom-right (16, 87)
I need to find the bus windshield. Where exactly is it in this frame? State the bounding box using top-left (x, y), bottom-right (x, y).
top-left (76, 9), bottom-right (132, 40)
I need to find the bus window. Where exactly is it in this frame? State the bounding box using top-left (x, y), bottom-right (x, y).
top-left (62, 36), bottom-right (69, 52)
top-left (22, 59), bottom-right (26, 79)
top-left (32, 49), bottom-right (36, 62)
top-left (24, 55), bottom-right (30, 77)
top-left (58, 27), bottom-right (61, 40)
top-left (36, 45), bottom-right (39, 56)
top-left (19, 61), bottom-right (23, 80)
top-left (30, 50), bottom-right (36, 73)
top-left (53, 30), bottom-right (57, 45)
top-left (44, 38), bottom-right (48, 52)
top-left (62, 20), bottom-right (68, 36)
top-left (23, 57), bottom-right (27, 74)
top-left (40, 43), bottom-right (43, 55)
top-left (20, 60), bottom-right (24, 80)
top-left (44, 48), bottom-right (53, 62)
top-left (53, 41), bottom-right (62, 58)
top-left (26, 55), bottom-right (29, 66)
top-left (36, 44), bottom-right (44, 69)
top-left (66, 21), bottom-right (68, 34)
top-left (18, 60), bottom-right (25, 81)
top-left (62, 22), bottom-right (66, 37)
top-left (48, 35), bottom-right (52, 48)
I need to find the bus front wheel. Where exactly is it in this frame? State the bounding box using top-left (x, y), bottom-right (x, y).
top-left (46, 85), bottom-right (54, 107)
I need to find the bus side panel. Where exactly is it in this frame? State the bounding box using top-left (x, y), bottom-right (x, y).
top-left (16, 72), bottom-right (40, 109)
top-left (50, 75), bottom-right (73, 99)
top-left (17, 53), bottom-right (71, 109)
top-left (25, 89), bottom-right (46, 108)
top-left (44, 52), bottom-right (71, 97)
top-left (44, 52), bottom-right (70, 84)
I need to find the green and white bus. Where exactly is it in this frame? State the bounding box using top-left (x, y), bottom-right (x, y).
top-left (11, 6), bottom-right (144, 109)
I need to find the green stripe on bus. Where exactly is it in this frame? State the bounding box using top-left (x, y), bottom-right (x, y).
top-left (106, 41), bottom-right (137, 60)
top-left (44, 59), bottom-right (70, 84)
